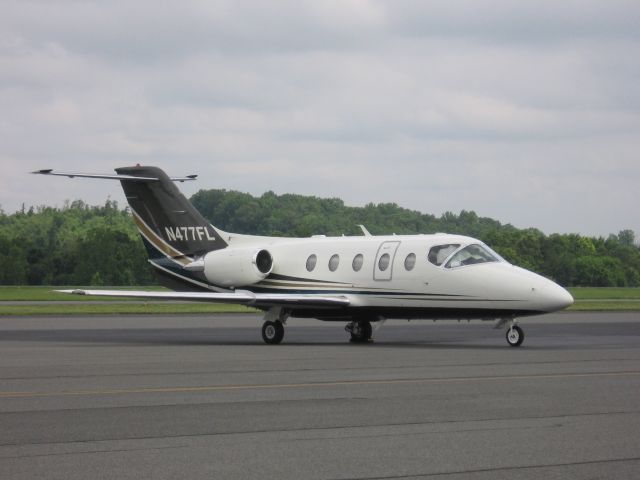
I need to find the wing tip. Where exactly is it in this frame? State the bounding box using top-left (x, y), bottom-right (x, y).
top-left (55, 289), bottom-right (86, 295)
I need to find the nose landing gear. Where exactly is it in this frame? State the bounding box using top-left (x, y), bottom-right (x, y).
top-left (495, 318), bottom-right (525, 347)
top-left (506, 324), bottom-right (524, 347)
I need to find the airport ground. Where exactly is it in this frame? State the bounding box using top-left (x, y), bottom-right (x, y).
top-left (1, 312), bottom-right (639, 479)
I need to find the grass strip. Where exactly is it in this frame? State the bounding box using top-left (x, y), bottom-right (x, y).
top-left (0, 286), bottom-right (168, 301)
top-left (0, 303), bottom-right (257, 316)
top-left (1, 300), bottom-right (638, 316)
top-left (2, 286), bottom-right (640, 314)
top-left (568, 287), bottom-right (640, 300)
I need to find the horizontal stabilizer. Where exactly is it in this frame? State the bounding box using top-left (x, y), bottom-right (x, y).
top-left (31, 170), bottom-right (197, 182)
top-left (56, 289), bottom-right (350, 309)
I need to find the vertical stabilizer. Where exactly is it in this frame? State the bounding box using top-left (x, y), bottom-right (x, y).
top-left (116, 166), bottom-right (227, 261)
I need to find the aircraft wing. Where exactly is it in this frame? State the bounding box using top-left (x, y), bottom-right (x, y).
top-left (56, 289), bottom-right (350, 309)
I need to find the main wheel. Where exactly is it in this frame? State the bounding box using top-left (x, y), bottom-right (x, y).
top-left (262, 320), bottom-right (284, 345)
top-left (506, 325), bottom-right (524, 347)
top-left (350, 320), bottom-right (372, 343)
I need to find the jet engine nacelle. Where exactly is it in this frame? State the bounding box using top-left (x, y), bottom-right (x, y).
top-left (203, 247), bottom-right (273, 287)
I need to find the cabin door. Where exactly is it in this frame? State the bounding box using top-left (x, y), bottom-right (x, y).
top-left (373, 241), bottom-right (401, 281)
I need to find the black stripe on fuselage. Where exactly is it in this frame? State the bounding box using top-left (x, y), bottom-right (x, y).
top-left (266, 271), bottom-right (482, 296)
top-left (249, 285), bottom-right (475, 298)
top-left (289, 306), bottom-right (546, 321)
top-left (376, 296), bottom-right (522, 302)
top-left (266, 272), bottom-right (351, 285)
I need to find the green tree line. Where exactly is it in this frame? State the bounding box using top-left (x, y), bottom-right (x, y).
top-left (0, 191), bottom-right (638, 287)
top-left (0, 200), bottom-right (154, 286)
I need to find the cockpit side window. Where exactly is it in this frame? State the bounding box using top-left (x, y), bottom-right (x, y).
top-left (445, 244), bottom-right (499, 269)
top-left (428, 244), bottom-right (460, 266)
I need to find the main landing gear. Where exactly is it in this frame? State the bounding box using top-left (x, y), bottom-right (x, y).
top-left (345, 320), bottom-right (373, 343)
top-left (261, 320), bottom-right (284, 344)
top-left (261, 307), bottom-right (289, 345)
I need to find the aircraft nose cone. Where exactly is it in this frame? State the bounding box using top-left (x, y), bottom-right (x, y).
top-left (541, 282), bottom-right (574, 312)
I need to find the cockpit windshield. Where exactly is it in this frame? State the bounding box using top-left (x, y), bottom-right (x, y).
top-left (445, 244), bottom-right (499, 269)
top-left (428, 244), bottom-right (460, 266)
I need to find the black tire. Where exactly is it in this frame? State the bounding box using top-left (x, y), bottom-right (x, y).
top-left (506, 325), bottom-right (524, 347)
top-left (262, 320), bottom-right (284, 345)
top-left (350, 320), bottom-right (373, 343)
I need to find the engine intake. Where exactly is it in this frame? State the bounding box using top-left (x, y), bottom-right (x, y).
top-left (203, 247), bottom-right (273, 287)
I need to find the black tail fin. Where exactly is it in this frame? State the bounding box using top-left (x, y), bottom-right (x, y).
top-left (116, 166), bottom-right (227, 261)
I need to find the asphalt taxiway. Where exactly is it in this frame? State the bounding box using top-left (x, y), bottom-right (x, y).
top-left (1, 312), bottom-right (639, 479)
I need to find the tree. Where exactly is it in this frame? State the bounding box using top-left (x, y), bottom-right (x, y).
top-left (574, 256), bottom-right (626, 287)
top-left (1, 192), bottom-right (639, 287)
top-left (618, 229), bottom-right (636, 247)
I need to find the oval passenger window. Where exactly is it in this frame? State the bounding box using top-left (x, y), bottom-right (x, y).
top-left (352, 254), bottom-right (364, 272)
top-left (306, 254), bottom-right (317, 272)
top-left (329, 254), bottom-right (340, 272)
top-left (378, 253), bottom-right (390, 271)
top-left (404, 253), bottom-right (416, 271)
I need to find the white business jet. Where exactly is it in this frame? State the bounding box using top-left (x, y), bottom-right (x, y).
top-left (32, 166), bottom-right (573, 346)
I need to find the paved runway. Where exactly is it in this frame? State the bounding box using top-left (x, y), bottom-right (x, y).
top-left (1, 312), bottom-right (639, 479)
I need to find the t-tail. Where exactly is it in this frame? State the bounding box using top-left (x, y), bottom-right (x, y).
top-left (32, 165), bottom-right (228, 291)
top-left (115, 166), bottom-right (228, 290)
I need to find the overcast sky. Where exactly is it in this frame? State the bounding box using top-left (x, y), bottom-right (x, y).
top-left (1, 0), bottom-right (638, 237)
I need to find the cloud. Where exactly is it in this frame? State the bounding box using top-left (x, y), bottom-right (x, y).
top-left (1, 0), bottom-right (639, 236)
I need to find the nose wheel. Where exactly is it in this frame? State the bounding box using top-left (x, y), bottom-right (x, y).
top-left (506, 325), bottom-right (524, 347)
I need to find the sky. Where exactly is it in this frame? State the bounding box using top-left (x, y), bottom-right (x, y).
top-left (1, 0), bottom-right (639, 237)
